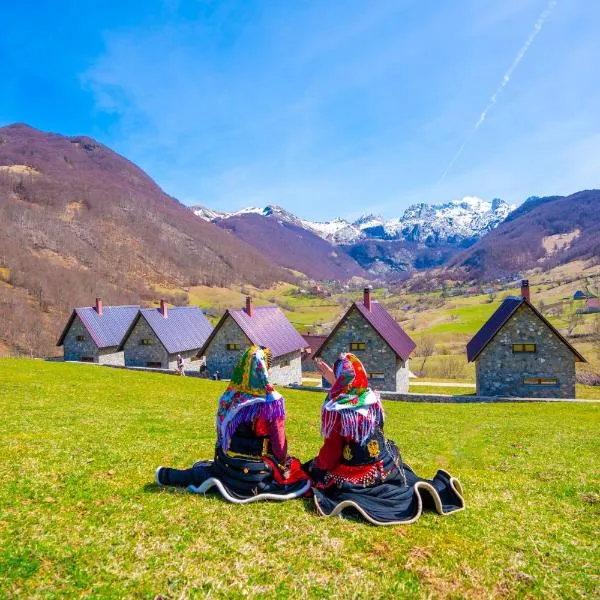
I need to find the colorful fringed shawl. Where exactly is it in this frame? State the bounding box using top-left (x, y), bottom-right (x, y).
top-left (321, 353), bottom-right (383, 445)
top-left (216, 345), bottom-right (285, 452)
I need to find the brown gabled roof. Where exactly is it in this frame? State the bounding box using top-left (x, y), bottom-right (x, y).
top-left (315, 301), bottom-right (416, 361)
top-left (466, 297), bottom-right (586, 362)
top-left (303, 334), bottom-right (327, 355)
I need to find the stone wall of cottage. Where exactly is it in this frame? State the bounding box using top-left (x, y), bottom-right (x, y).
top-left (205, 315), bottom-right (251, 379)
top-left (122, 317), bottom-right (168, 368)
top-left (98, 348), bottom-right (126, 366)
top-left (476, 304), bottom-right (577, 398)
top-left (63, 316), bottom-right (125, 364)
top-left (63, 315), bottom-right (100, 362)
top-left (396, 357), bottom-right (410, 391)
top-left (270, 350), bottom-right (302, 386)
top-left (318, 307), bottom-right (408, 392)
top-left (204, 316), bottom-right (302, 384)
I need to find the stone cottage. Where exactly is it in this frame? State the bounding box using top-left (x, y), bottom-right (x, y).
top-left (314, 288), bottom-right (416, 391)
top-left (57, 298), bottom-right (139, 365)
top-left (467, 280), bottom-right (586, 398)
top-left (119, 301), bottom-right (213, 371)
top-left (198, 297), bottom-right (307, 385)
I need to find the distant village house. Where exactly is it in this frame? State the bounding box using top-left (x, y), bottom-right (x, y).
top-left (467, 280), bottom-right (586, 398)
top-left (57, 298), bottom-right (139, 365)
top-left (119, 301), bottom-right (213, 371)
top-left (315, 288), bottom-right (416, 392)
top-left (198, 297), bottom-right (307, 385)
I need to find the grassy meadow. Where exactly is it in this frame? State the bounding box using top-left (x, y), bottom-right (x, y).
top-left (1, 360), bottom-right (599, 598)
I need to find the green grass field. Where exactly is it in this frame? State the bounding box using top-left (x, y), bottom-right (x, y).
top-left (1, 360), bottom-right (599, 598)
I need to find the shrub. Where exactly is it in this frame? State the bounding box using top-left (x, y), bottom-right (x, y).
top-left (576, 372), bottom-right (600, 386)
top-left (437, 355), bottom-right (467, 379)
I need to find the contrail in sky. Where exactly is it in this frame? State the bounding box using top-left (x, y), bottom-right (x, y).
top-left (439, 0), bottom-right (558, 181)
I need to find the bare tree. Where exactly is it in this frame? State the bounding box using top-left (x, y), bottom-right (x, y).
top-left (564, 303), bottom-right (583, 336)
top-left (593, 315), bottom-right (600, 359)
top-left (415, 336), bottom-right (436, 377)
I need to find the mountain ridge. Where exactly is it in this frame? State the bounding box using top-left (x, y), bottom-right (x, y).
top-left (191, 196), bottom-right (515, 275)
top-left (192, 196), bottom-right (514, 246)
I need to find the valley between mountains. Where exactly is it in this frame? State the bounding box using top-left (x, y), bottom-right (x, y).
top-left (0, 123), bottom-right (598, 368)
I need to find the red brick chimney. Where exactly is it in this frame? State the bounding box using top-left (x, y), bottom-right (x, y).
top-left (363, 287), bottom-right (372, 311)
top-left (521, 279), bottom-right (530, 302)
top-left (245, 296), bottom-right (253, 317)
top-left (95, 297), bottom-right (103, 315)
top-left (160, 299), bottom-right (168, 318)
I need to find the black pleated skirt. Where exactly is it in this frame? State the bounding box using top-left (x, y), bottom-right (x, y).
top-left (312, 445), bottom-right (465, 525)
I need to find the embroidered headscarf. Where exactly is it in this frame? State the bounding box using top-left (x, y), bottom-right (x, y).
top-left (216, 345), bottom-right (285, 451)
top-left (321, 353), bottom-right (383, 445)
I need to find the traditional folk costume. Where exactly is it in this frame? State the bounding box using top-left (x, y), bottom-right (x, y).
top-left (156, 346), bottom-right (311, 502)
top-left (308, 353), bottom-right (465, 525)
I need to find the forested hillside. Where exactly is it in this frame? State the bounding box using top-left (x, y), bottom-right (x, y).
top-left (0, 124), bottom-right (286, 355)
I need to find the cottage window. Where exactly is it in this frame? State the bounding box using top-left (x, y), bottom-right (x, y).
top-left (523, 377), bottom-right (558, 386)
top-left (226, 343), bottom-right (240, 351)
top-left (513, 343), bottom-right (536, 353)
top-left (146, 361), bottom-right (162, 368)
top-left (80, 356), bottom-right (94, 362)
top-left (350, 342), bottom-right (366, 351)
top-left (280, 358), bottom-right (290, 367)
top-left (140, 339), bottom-right (153, 346)
top-left (368, 372), bottom-right (385, 380)
top-left (75, 335), bottom-right (85, 342)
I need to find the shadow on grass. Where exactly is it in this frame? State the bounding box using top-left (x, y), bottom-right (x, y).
top-left (142, 482), bottom-right (190, 495)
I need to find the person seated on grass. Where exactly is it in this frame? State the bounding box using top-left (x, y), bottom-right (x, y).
top-left (155, 345), bottom-right (311, 502)
top-left (305, 353), bottom-right (465, 525)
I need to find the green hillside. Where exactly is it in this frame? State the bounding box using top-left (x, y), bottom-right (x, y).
top-left (1, 360), bottom-right (598, 597)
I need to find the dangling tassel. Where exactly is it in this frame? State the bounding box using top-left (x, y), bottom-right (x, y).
top-left (219, 398), bottom-right (286, 452)
top-left (321, 402), bottom-right (383, 445)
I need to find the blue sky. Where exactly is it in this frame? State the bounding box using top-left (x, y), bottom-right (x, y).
top-left (2, 0), bottom-right (599, 220)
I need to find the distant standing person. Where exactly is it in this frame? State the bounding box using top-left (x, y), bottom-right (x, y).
top-left (176, 354), bottom-right (185, 376)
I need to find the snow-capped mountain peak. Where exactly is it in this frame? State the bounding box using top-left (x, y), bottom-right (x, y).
top-left (191, 196), bottom-right (515, 246)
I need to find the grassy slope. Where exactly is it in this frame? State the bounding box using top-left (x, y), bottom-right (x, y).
top-left (188, 283), bottom-right (342, 330)
top-left (1, 360), bottom-right (599, 598)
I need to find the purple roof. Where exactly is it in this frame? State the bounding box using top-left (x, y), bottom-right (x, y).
top-left (57, 305), bottom-right (140, 348)
top-left (467, 297), bottom-right (586, 362)
top-left (122, 306), bottom-right (213, 354)
top-left (200, 305), bottom-right (307, 358)
top-left (316, 301), bottom-right (416, 361)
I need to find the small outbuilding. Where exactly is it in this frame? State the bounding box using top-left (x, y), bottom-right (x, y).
top-left (301, 334), bottom-right (327, 374)
top-left (467, 280), bottom-right (586, 398)
top-left (198, 297), bottom-right (307, 385)
top-left (314, 288), bottom-right (416, 391)
top-left (57, 298), bottom-right (139, 365)
top-left (578, 298), bottom-right (600, 314)
top-left (119, 301), bottom-right (213, 371)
